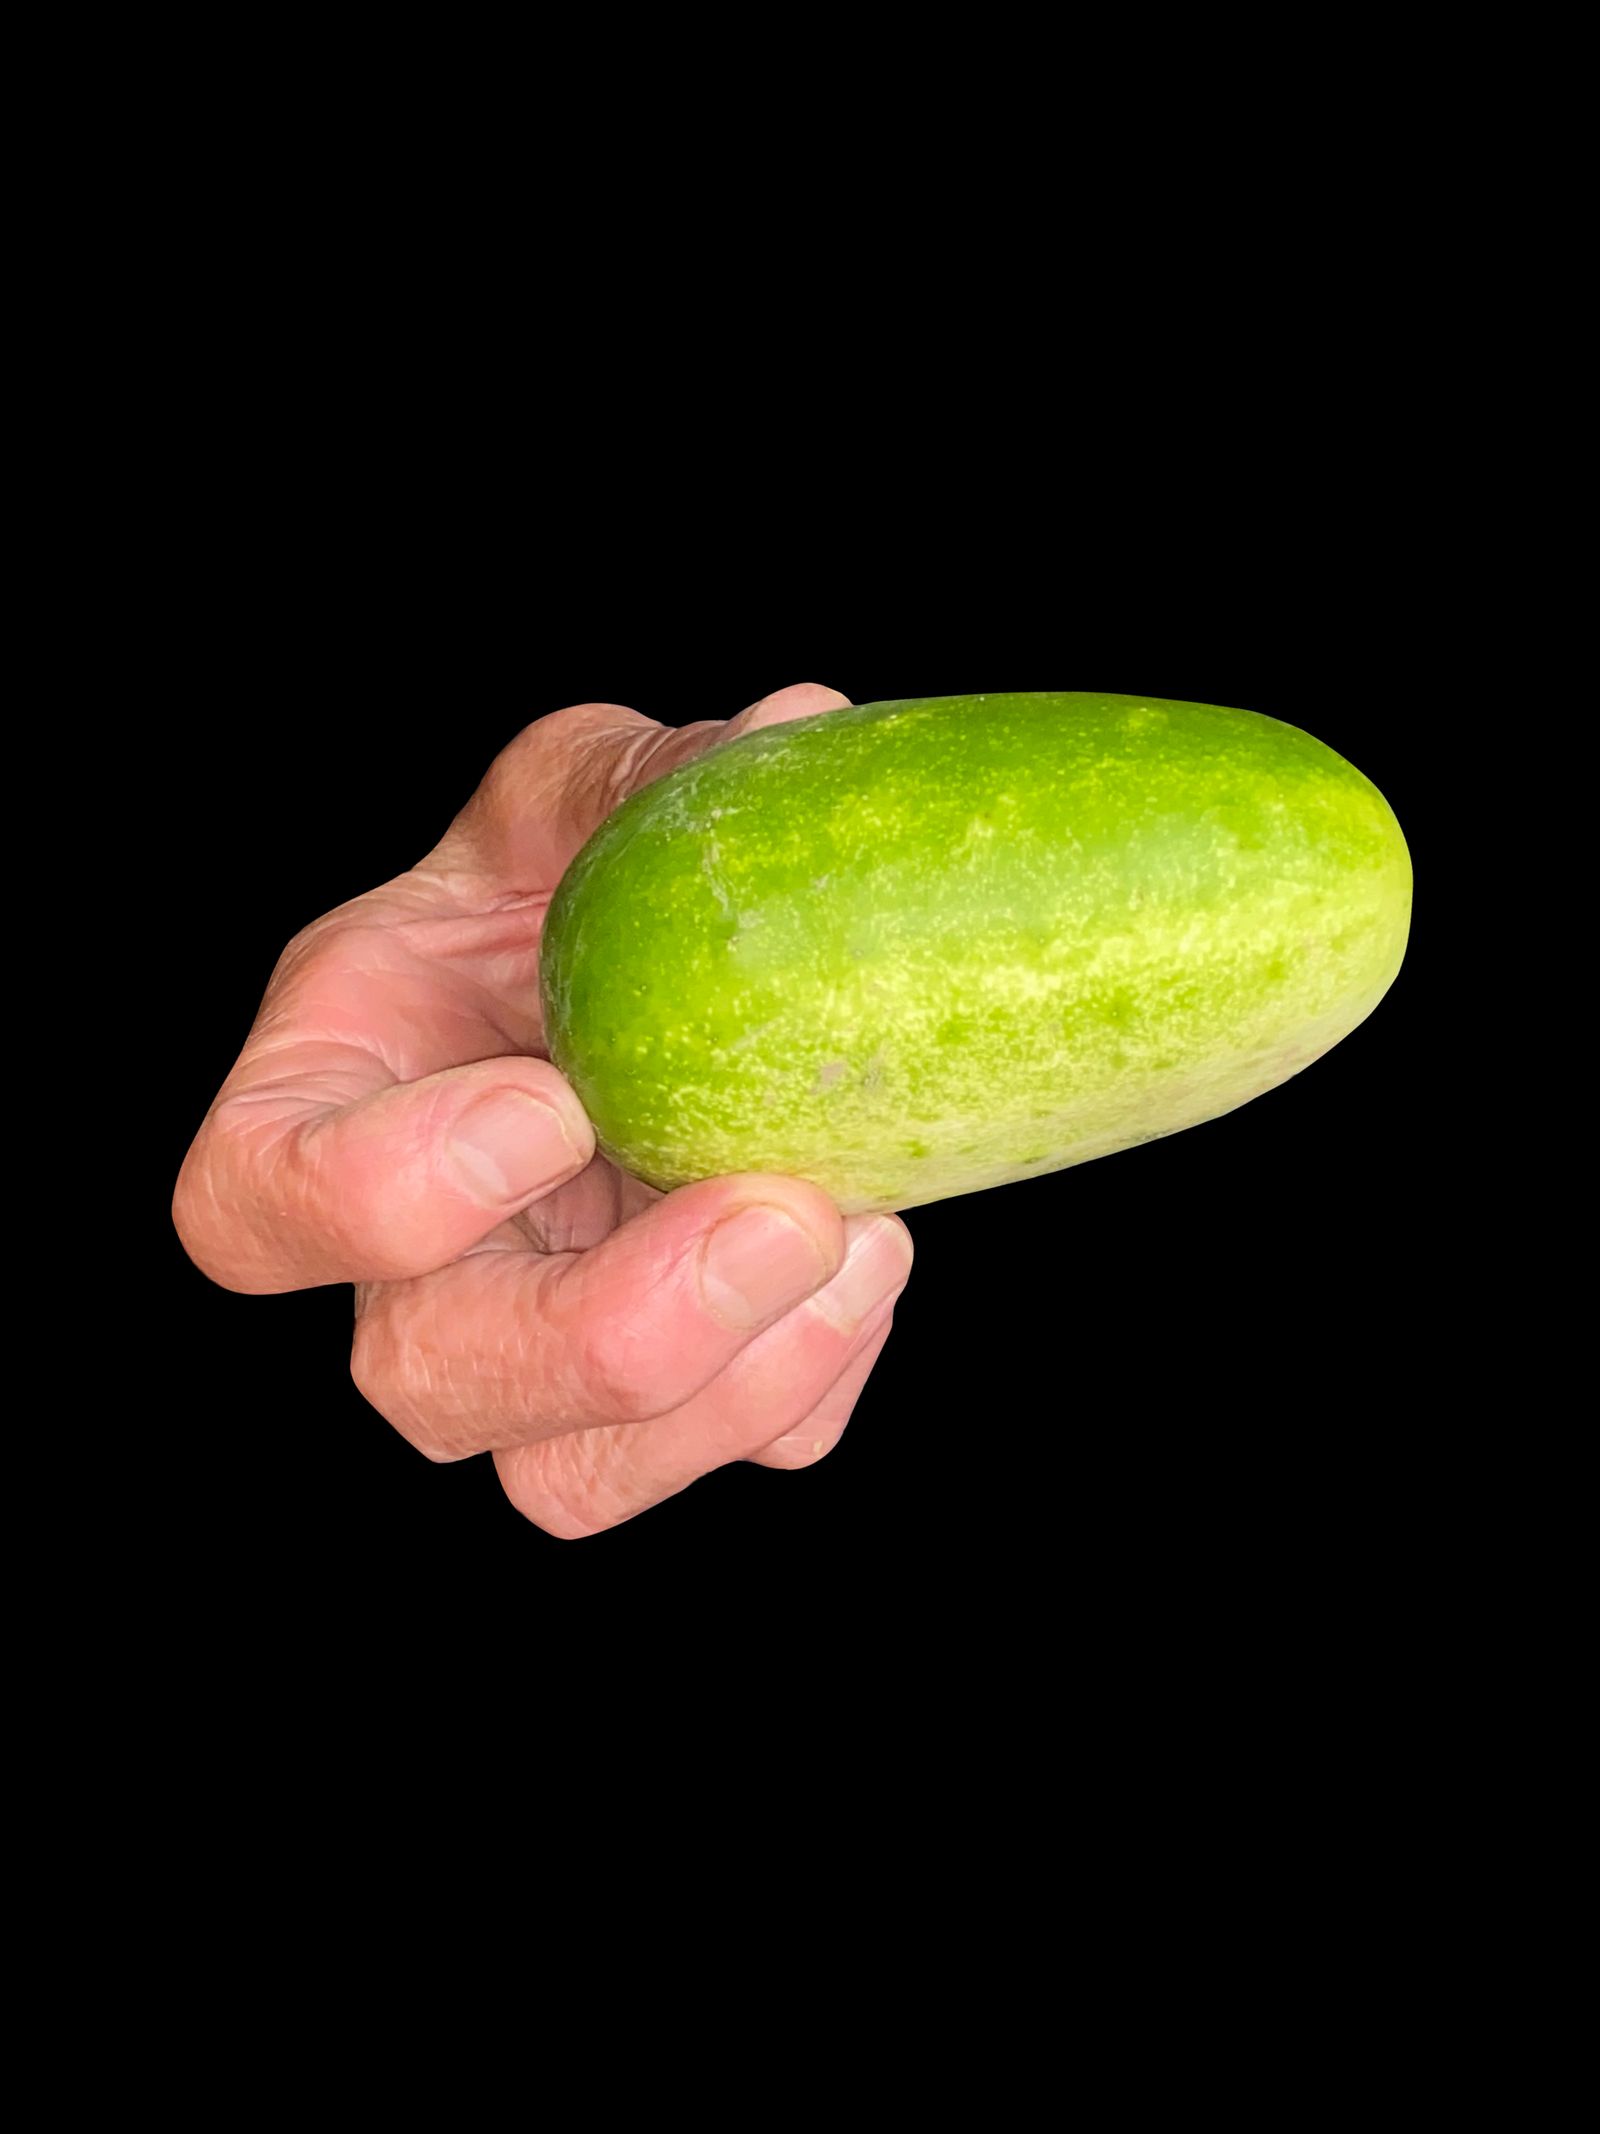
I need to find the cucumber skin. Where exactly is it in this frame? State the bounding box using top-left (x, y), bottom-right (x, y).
top-left (539, 693), bottom-right (1411, 1214)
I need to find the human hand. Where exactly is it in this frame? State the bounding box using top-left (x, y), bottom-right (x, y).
top-left (172, 686), bottom-right (913, 1537)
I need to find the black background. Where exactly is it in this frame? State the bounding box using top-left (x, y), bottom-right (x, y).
top-left (152, 410), bottom-right (1461, 1693)
top-left (30, 39), bottom-right (1540, 2057)
top-left (72, 56), bottom-right (1538, 2054)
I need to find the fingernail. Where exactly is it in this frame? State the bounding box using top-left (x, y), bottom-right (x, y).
top-left (699, 1203), bottom-right (835, 1331)
top-left (812, 1214), bottom-right (914, 1333)
top-left (448, 1091), bottom-right (582, 1204)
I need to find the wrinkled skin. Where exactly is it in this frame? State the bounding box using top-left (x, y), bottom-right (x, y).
top-left (173, 686), bottom-right (913, 1539)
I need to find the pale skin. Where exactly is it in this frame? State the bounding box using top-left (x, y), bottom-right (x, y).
top-left (173, 685), bottom-right (913, 1538)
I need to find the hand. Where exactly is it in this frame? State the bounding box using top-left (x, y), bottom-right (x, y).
top-left (173, 685), bottom-right (913, 1537)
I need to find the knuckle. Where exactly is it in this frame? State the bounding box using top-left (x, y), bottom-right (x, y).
top-left (571, 1318), bottom-right (662, 1425)
top-left (349, 1309), bottom-right (398, 1417)
top-left (498, 1438), bottom-right (631, 1540)
top-left (277, 919), bottom-right (386, 1010)
top-left (492, 703), bottom-right (644, 798)
top-left (295, 1136), bottom-right (384, 1270)
top-left (170, 1143), bottom-right (210, 1261)
top-left (566, 724), bottom-right (666, 828)
top-left (541, 699), bottom-right (642, 737)
top-left (350, 1308), bottom-right (450, 1454)
top-left (171, 1135), bottom-right (254, 1292)
top-left (269, 915), bottom-right (344, 992)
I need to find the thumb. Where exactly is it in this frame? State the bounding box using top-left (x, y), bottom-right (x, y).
top-left (175, 1055), bottom-right (595, 1294)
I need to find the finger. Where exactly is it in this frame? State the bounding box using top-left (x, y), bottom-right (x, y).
top-left (611, 682), bottom-right (854, 786)
top-left (466, 1162), bottom-right (662, 1259)
top-left (351, 1173), bottom-right (849, 1457)
top-left (174, 1054), bottom-right (595, 1293)
top-left (428, 700), bottom-right (665, 893)
top-left (491, 1213), bottom-right (910, 1536)
top-left (428, 686), bottom-right (853, 894)
top-left (746, 1317), bottom-right (895, 1470)
top-left (723, 681), bottom-right (853, 739)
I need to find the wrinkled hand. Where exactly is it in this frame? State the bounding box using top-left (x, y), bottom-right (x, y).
top-left (173, 686), bottom-right (913, 1537)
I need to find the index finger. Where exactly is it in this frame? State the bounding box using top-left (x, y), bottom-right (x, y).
top-left (424, 684), bottom-right (852, 897)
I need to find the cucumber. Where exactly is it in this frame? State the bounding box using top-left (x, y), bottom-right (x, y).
top-left (540, 693), bottom-right (1411, 1213)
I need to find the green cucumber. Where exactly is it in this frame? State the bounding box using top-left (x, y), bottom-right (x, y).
top-left (540, 693), bottom-right (1411, 1213)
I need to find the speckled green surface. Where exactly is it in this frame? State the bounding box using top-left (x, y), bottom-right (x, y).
top-left (540, 693), bottom-right (1412, 1213)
